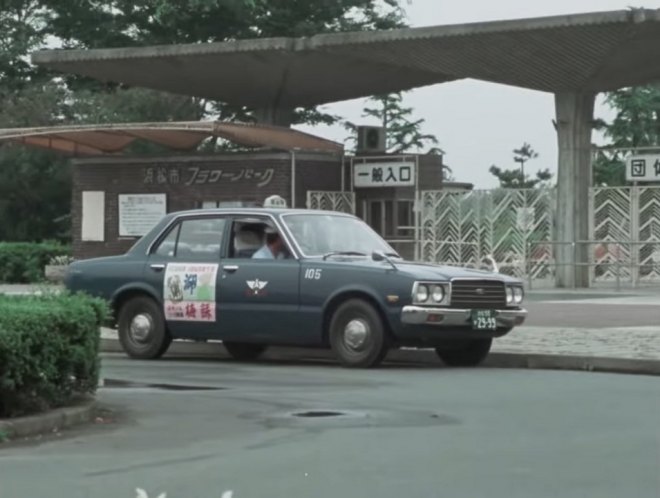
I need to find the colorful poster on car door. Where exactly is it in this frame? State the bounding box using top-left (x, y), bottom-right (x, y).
top-left (164, 263), bottom-right (218, 321)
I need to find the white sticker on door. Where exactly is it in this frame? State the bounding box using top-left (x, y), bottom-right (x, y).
top-left (164, 263), bottom-right (218, 321)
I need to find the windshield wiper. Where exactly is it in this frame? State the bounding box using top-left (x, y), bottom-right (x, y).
top-left (322, 251), bottom-right (367, 261)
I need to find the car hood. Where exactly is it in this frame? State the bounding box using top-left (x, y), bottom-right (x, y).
top-left (391, 260), bottom-right (520, 283)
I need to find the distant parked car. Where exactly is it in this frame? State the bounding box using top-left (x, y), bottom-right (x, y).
top-left (65, 208), bottom-right (527, 368)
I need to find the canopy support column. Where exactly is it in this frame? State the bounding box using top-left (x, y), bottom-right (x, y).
top-left (554, 91), bottom-right (595, 288)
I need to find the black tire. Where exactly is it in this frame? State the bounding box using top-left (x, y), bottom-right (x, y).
top-left (223, 342), bottom-right (267, 361)
top-left (117, 296), bottom-right (172, 359)
top-left (435, 338), bottom-right (492, 367)
top-left (328, 299), bottom-right (389, 368)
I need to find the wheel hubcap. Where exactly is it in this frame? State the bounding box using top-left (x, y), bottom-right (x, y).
top-left (344, 319), bottom-right (369, 351)
top-left (130, 313), bottom-right (153, 343)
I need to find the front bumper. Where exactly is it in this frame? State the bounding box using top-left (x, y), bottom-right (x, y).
top-left (401, 306), bottom-right (527, 329)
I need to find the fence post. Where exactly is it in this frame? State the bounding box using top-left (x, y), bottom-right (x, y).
top-left (572, 242), bottom-right (577, 289)
top-left (615, 244), bottom-right (621, 292)
top-left (526, 241), bottom-right (533, 289)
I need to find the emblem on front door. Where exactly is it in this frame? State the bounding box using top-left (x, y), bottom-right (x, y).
top-left (246, 279), bottom-right (269, 296)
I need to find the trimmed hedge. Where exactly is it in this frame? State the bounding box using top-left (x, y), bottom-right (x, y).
top-left (0, 242), bottom-right (71, 284)
top-left (0, 293), bottom-right (107, 418)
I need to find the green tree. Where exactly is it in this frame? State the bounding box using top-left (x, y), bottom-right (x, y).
top-left (593, 85), bottom-right (660, 186)
top-left (344, 92), bottom-right (451, 178)
top-left (43, 0), bottom-right (407, 127)
top-left (490, 143), bottom-right (552, 188)
top-left (0, 0), bottom-right (408, 241)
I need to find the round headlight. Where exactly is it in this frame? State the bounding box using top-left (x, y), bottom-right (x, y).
top-left (416, 284), bottom-right (429, 303)
top-left (513, 286), bottom-right (524, 304)
top-left (505, 287), bottom-right (514, 304)
top-left (431, 285), bottom-right (444, 303)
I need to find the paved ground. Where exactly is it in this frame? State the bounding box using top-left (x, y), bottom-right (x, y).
top-left (3, 282), bottom-right (659, 360)
top-left (98, 291), bottom-right (660, 361)
top-left (1, 356), bottom-right (658, 498)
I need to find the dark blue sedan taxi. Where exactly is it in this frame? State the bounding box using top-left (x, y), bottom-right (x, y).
top-left (65, 208), bottom-right (527, 368)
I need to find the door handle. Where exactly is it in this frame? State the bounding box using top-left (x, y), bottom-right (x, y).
top-left (223, 265), bottom-right (239, 273)
top-left (150, 264), bottom-right (165, 272)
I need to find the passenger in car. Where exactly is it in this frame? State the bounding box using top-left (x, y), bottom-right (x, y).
top-left (252, 227), bottom-right (286, 259)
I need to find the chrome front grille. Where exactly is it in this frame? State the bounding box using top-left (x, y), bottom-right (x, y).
top-left (450, 280), bottom-right (506, 309)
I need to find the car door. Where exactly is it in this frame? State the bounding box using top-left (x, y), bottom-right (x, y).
top-left (215, 216), bottom-right (303, 344)
top-left (144, 214), bottom-right (229, 340)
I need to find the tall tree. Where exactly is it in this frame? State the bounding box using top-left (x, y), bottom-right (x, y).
top-left (0, 0), bottom-right (409, 241)
top-left (42, 0), bottom-right (407, 126)
top-left (344, 92), bottom-right (450, 178)
top-left (490, 143), bottom-right (552, 188)
top-left (593, 85), bottom-right (660, 186)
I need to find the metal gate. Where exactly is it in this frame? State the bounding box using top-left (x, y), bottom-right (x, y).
top-left (419, 189), bottom-right (555, 279)
top-left (306, 191), bottom-right (355, 214)
top-left (590, 186), bottom-right (660, 285)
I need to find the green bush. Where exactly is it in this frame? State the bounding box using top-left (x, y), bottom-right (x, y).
top-left (0, 293), bottom-right (108, 418)
top-left (0, 242), bottom-right (71, 283)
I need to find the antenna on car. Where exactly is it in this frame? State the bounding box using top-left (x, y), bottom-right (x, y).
top-left (372, 251), bottom-right (398, 271)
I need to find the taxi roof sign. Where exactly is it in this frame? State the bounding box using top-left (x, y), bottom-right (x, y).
top-left (263, 195), bottom-right (287, 208)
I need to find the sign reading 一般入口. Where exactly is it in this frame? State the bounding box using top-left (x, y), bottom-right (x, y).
top-left (626, 155), bottom-right (660, 182)
top-left (118, 193), bottom-right (167, 237)
top-left (353, 162), bottom-right (416, 188)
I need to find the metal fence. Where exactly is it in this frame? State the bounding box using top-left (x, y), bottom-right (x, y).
top-left (306, 191), bottom-right (355, 214)
top-left (307, 185), bottom-right (660, 288)
top-left (420, 188), bottom-right (554, 280)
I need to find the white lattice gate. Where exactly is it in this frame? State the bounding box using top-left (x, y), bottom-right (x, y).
top-left (590, 186), bottom-right (660, 284)
top-left (306, 191), bottom-right (355, 214)
top-left (420, 189), bottom-right (555, 279)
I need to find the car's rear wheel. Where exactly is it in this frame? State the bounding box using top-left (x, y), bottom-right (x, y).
top-left (435, 338), bottom-right (492, 367)
top-left (118, 296), bottom-right (172, 359)
top-left (223, 342), bottom-right (267, 361)
top-left (329, 299), bottom-right (389, 368)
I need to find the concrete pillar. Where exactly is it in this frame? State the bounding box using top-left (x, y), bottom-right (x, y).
top-left (554, 92), bottom-right (595, 288)
top-left (254, 106), bottom-right (294, 127)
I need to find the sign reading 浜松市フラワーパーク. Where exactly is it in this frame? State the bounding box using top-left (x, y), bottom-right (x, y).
top-left (118, 194), bottom-right (167, 237)
top-left (353, 162), bottom-right (416, 188)
top-left (163, 263), bottom-right (218, 322)
top-left (626, 155), bottom-right (660, 183)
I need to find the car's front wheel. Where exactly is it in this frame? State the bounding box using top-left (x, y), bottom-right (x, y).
top-left (223, 342), bottom-right (267, 361)
top-left (118, 296), bottom-right (172, 359)
top-left (435, 338), bottom-right (492, 367)
top-left (329, 299), bottom-right (389, 368)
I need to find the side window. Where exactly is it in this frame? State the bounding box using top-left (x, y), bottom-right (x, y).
top-left (153, 217), bottom-right (226, 260)
top-left (154, 225), bottom-right (180, 257)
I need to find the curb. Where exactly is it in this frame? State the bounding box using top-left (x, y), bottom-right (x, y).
top-left (0, 399), bottom-right (97, 442)
top-left (101, 338), bottom-right (660, 376)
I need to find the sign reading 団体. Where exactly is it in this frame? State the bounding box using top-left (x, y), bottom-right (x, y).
top-left (626, 155), bottom-right (660, 183)
top-left (164, 263), bottom-right (218, 322)
top-left (118, 194), bottom-right (167, 237)
top-left (353, 162), bottom-right (416, 188)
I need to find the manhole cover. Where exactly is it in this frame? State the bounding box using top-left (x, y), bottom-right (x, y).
top-left (293, 410), bottom-right (346, 418)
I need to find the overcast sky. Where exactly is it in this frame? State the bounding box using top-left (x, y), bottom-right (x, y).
top-left (295, 0), bottom-right (660, 188)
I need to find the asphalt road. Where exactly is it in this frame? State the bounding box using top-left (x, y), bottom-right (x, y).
top-left (1, 356), bottom-right (658, 498)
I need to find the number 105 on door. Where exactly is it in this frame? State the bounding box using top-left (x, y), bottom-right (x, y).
top-left (304, 268), bottom-right (322, 280)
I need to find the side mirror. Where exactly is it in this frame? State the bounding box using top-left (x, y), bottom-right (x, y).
top-left (372, 251), bottom-right (385, 262)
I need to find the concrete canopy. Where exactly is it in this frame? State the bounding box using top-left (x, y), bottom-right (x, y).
top-left (32, 9), bottom-right (660, 108)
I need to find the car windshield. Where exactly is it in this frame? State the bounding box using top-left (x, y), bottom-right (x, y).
top-left (282, 213), bottom-right (396, 257)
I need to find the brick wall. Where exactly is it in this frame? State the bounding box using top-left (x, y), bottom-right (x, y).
top-left (72, 152), bottom-right (341, 259)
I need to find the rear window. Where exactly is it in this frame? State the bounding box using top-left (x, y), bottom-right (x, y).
top-left (153, 217), bottom-right (226, 260)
